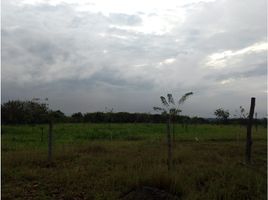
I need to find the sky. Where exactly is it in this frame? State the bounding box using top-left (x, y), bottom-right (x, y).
top-left (1, 0), bottom-right (267, 117)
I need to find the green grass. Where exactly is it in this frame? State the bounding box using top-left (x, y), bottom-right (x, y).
top-left (2, 123), bottom-right (267, 199)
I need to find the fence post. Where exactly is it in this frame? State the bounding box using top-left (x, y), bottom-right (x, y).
top-left (246, 97), bottom-right (255, 164)
top-left (48, 121), bottom-right (53, 163)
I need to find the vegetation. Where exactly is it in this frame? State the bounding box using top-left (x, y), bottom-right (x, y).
top-left (2, 100), bottom-right (267, 127)
top-left (2, 123), bottom-right (267, 199)
top-left (1, 100), bottom-right (49, 124)
top-left (214, 108), bottom-right (230, 124)
top-left (1, 100), bottom-right (67, 124)
top-left (154, 92), bottom-right (193, 171)
top-left (1, 98), bottom-right (267, 199)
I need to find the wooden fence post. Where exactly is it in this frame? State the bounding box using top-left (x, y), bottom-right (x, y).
top-left (246, 97), bottom-right (255, 164)
top-left (48, 121), bottom-right (53, 163)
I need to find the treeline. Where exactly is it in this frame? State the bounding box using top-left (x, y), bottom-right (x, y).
top-left (70, 112), bottom-right (207, 124)
top-left (1, 100), bottom-right (207, 124)
top-left (1, 100), bottom-right (267, 126)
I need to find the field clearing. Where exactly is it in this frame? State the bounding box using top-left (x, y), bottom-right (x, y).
top-left (2, 123), bottom-right (267, 199)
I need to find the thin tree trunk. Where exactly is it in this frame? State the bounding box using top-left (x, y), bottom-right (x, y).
top-left (246, 97), bottom-right (255, 164)
top-left (167, 115), bottom-right (172, 171)
top-left (172, 116), bottom-right (175, 146)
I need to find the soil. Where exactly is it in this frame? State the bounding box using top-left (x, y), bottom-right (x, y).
top-left (120, 186), bottom-right (181, 200)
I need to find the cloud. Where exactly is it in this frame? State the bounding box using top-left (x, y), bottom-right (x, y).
top-left (108, 13), bottom-right (142, 26)
top-left (212, 64), bottom-right (267, 82)
top-left (206, 42), bottom-right (267, 69)
top-left (2, 0), bottom-right (267, 117)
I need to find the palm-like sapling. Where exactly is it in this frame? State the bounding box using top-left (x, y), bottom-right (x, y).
top-left (154, 92), bottom-right (193, 171)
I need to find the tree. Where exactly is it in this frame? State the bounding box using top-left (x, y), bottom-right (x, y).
top-left (238, 106), bottom-right (248, 126)
top-left (1, 100), bottom-right (49, 124)
top-left (214, 108), bottom-right (230, 124)
top-left (49, 110), bottom-right (66, 122)
top-left (71, 112), bottom-right (84, 122)
top-left (154, 92), bottom-right (193, 171)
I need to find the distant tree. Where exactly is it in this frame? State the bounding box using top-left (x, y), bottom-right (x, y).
top-left (49, 110), bottom-right (66, 122)
top-left (191, 116), bottom-right (207, 125)
top-left (238, 106), bottom-right (248, 126)
top-left (1, 100), bottom-right (24, 124)
top-left (239, 106), bottom-right (247, 118)
top-left (1, 100), bottom-right (49, 124)
top-left (71, 112), bottom-right (84, 123)
top-left (214, 108), bottom-right (230, 124)
top-left (85, 112), bottom-right (106, 123)
top-left (233, 106), bottom-right (248, 126)
top-left (105, 107), bottom-right (114, 123)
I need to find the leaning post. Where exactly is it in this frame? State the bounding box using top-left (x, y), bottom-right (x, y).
top-left (245, 97), bottom-right (255, 164)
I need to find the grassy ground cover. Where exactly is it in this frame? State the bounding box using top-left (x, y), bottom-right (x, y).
top-left (2, 123), bottom-right (267, 199)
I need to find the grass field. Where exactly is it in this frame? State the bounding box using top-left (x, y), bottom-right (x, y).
top-left (2, 123), bottom-right (267, 199)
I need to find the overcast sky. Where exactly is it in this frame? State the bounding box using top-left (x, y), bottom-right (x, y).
top-left (2, 0), bottom-right (267, 117)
